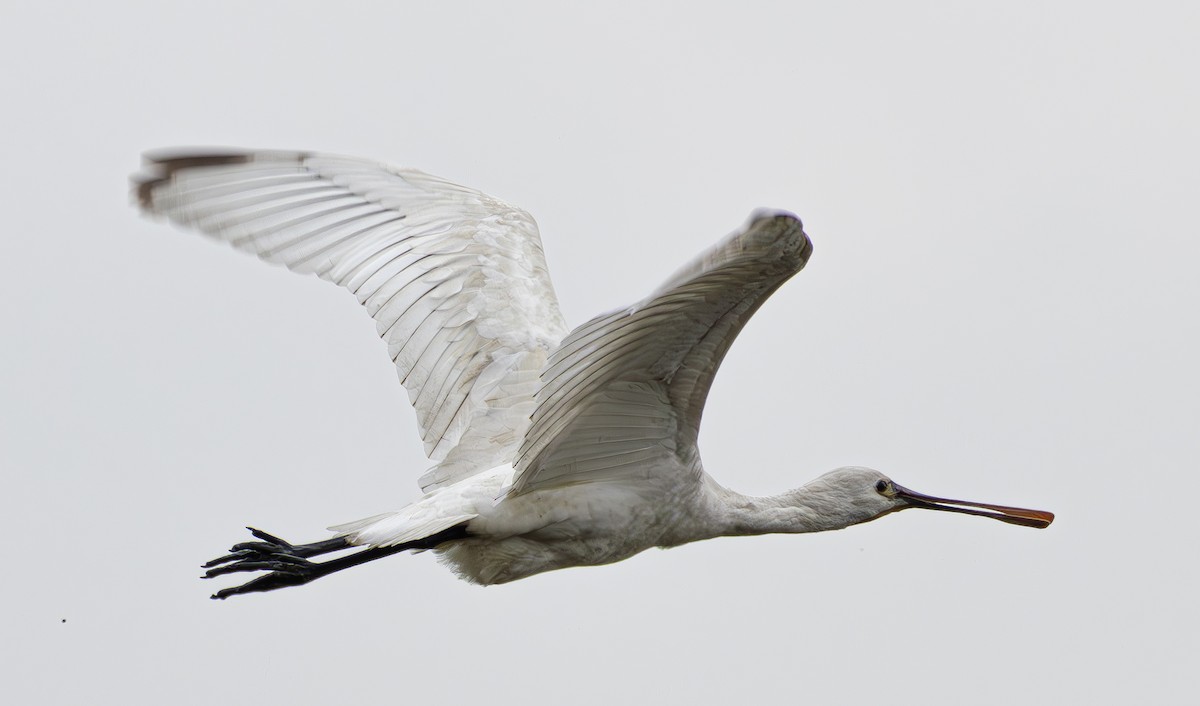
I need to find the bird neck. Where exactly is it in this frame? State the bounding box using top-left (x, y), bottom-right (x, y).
top-left (709, 483), bottom-right (865, 537)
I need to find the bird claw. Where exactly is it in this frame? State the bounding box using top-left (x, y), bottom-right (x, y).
top-left (202, 527), bottom-right (350, 599)
top-left (203, 554), bottom-right (313, 579)
top-left (202, 549), bottom-right (254, 568)
top-left (210, 571), bottom-right (311, 600)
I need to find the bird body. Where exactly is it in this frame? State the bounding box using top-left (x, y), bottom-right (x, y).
top-left (425, 462), bottom-right (687, 585)
top-left (131, 149), bottom-right (1054, 598)
top-left (335, 461), bottom-right (901, 585)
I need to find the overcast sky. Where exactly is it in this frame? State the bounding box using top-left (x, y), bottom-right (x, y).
top-left (3, 2), bottom-right (1198, 703)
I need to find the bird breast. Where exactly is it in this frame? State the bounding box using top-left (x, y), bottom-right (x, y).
top-left (441, 481), bottom-right (692, 585)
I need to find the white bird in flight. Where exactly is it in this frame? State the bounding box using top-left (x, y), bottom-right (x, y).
top-left (132, 149), bottom-right (1054, 599)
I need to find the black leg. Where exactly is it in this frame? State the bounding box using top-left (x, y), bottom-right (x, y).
top-left (203, 527), bottom-right (351, 570)
top-left (202, 524), bottom-right (470, 600)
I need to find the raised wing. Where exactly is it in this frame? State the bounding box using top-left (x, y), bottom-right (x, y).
top-left (509, 211), bottom-right (812, 495)
top-left (133, 149), bottom-right (568, 489)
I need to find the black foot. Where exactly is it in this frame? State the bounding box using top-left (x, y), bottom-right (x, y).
top-left (202, 522), bottom-right (471, 600)
top-left (202, 527), bottom-right (351, 600)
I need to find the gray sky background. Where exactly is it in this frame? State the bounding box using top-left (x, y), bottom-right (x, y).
top-left (3, 2), bottom-right (1197, 703)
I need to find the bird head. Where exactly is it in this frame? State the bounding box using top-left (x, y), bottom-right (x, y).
top-left (811, 466), bottom-right (1055, 529)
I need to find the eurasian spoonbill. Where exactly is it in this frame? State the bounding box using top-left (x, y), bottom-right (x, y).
top-left (132, 149), bottom-right (1055, 599)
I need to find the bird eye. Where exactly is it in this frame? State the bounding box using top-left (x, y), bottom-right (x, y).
top-left (875, 480), bottom-right (889, 494)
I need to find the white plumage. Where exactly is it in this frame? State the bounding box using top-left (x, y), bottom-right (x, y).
top-left (133, 149), bottom-right (1053, 599)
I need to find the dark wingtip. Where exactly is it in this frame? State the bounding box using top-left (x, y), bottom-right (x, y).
top-left (133, 148), bottom-right (257, 210)
top-left (133, 147), bottom-right (317, 211)
top-left (140, 147), bottom-right (255, 169)
top-left (748, 208), bottom-right (802, 229)
top-left (744, 208), bottom-right (812, 269)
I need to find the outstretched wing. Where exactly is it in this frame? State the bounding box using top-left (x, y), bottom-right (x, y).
top-left (510, 211), bottom-right (812, 495)
top-left (133, 149), bottom-right (568, 489)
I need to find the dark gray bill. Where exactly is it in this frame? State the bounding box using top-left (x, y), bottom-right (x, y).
top-left (895, 485), bottom-right (1054, 529)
